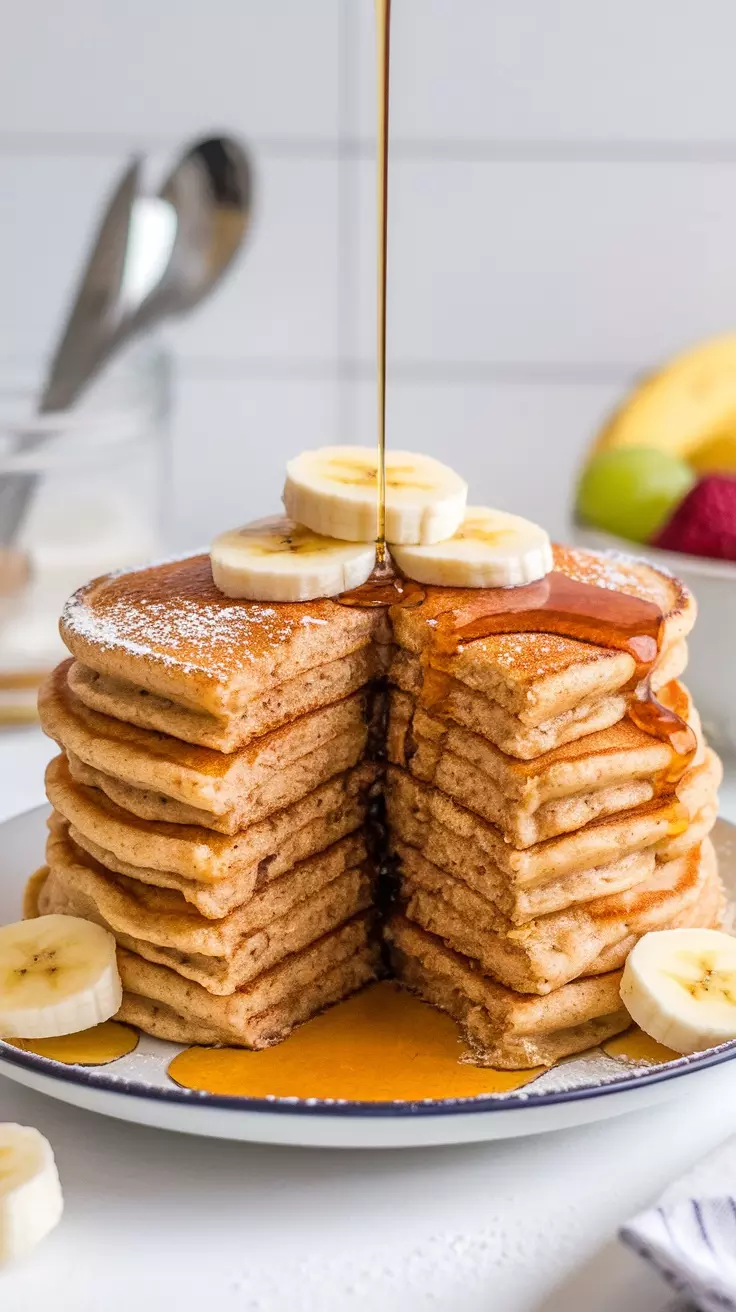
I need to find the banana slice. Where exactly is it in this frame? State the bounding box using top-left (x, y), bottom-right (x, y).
top-left (620, 928), bottom-right (736, 1055)
top-left (283, 446), bottom-right (468, 545)
top-left (390, 506), bottom-right (553, 588)
top-left (0, 1124), bottom-right (63, 1265)
top-left (0, 915), bottom-right (121, 1039)
top-left (211, 515), bottom-right (376, 602)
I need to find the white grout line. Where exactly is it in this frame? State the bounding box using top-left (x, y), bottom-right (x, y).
top-left (0, 134), bottom-right (343, 159)
top-left (340, 139), bottom-right (736, 163)
top-left (172, 358), bottom-right (640, 386)
top-left (4, 134), bottom-right (736, 164)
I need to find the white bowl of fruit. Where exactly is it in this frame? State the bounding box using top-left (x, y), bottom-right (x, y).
top-left (574, 334), bottom-right (736, 751)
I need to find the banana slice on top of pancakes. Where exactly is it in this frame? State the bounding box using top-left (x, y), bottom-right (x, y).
top-left (211, 446), bottom-right (553, 601)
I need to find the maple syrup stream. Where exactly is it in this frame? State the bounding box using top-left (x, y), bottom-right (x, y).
top-left (375, 0), bottom-right (390, 566)
top-left (339, 1), bottom-right (695, 788)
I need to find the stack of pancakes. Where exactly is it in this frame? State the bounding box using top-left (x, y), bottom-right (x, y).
top-left (385, 547), bottom-right (723, 1067)
top-left (36, 557), bottom-right (389, 1046)
top-left (33, 546), bottom-right (723, 1067)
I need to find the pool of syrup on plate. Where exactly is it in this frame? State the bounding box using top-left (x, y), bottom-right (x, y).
top-left (11, 1021), bottom-right (138, 1065)
top-left (167, 982), bottom-right (543, 1100)
top-left (12, 998), bottom-right (676, 1098)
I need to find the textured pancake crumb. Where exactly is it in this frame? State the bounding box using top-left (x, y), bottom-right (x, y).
top-left (472, 631), bottom-right (607, 676)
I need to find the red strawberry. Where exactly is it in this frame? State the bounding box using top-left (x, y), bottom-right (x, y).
top-left (653, 475), bottom-right (736, 560)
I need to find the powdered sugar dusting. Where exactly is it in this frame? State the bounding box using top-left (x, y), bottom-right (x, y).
top-left (554, 543), bottom-right (685, 611)
top-left (468, 629), bottom-right (607, 676)
top-left (60, 554), bottom-right (344, 682)
top-left (453, 544), bottom-right (690, 680)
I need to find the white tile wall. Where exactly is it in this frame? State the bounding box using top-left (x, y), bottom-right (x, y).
top-left (347, 158), bottom-right (736, 368)
top-left (348, 378), bottom-right (623, 540)
top-left (351, 0), bottom-right (736, 145)
top-left (2, 0), bottom-right (736, 547)
top-left (0, 155), bottom-right (123, 358)
top-left (172, 157), bottom-right (341, 365)
top-left (171, 377), bottom-right (339, 548)
top-left (0, 1), bottom-right (340, 141)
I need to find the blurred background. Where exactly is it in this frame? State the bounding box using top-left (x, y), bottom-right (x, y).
top-left (5, 0), bottom-right (736, 548)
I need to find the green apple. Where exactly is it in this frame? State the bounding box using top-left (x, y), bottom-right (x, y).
top-left (575, 447), bottom-right (695, 542)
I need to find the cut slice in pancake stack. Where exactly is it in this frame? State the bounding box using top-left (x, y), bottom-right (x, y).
top-left (31, 545), bottom-right (724, 1065)
top-left (36, 556), bottom-right (391, 1046)
top-left (385, 546), bottom-right (723, 1067)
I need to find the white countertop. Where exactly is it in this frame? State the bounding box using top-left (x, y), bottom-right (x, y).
top-left (2, 727), bottom-right (735, 1312)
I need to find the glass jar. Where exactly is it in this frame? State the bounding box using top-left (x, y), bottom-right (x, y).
top-left (0, 346), bottom-right (169, 721)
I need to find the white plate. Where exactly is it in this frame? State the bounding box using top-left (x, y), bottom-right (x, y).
top-left (1, 805), bottom-right (735, 1149)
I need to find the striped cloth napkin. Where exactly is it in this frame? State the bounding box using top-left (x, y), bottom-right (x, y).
top-left (621, 1136), bottom-right (736, 1311)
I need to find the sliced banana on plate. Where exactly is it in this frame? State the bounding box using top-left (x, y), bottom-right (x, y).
top-left (0, 1124), bottom-right (63, 1265)
top-left (0, 914), bottom-right (121, 1039)
top-left (620, 928), bottom-right (736, 1055)
top-left (211, 514), bottom-right (376, 602)
top-left (283, 445), bottom-right (468, 545)
top-left (390, 506), bottom-right (553, 588)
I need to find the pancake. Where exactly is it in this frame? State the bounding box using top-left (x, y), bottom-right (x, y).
top-left (118, 948), bottom-right (379, 1047)
top-left (387, 858), bottom-right (724, 1069)
top-left (397, 839), bottom-right (721, 993)
top-left (45, 753), bottom-right (377, 890)
top-left (46, 822), bottom-right (368, 955)
top-left (390, 545), bottom-right (694, 731)
top-left (112, 917), bottom-right (379, 1044)
top-left (388, 682), bottom-right (702, 847)
top-left (63, 716), bottom-right (368, 835)
top-left (41, 660), bottom-right (377, 819)
top-left (387, 916), bottom-right (629, 1068)
top-left (50, 803), bottom-right (370, 921)
top-left (25, 865), bottom-right (380, 1047)
top-left (61, 554), bottom-right (391, 742)
top-left (38, 838), bottom-right (374, 995)
top-left (61, 549), bottom-right (691, 758)
top-left (386, 751), bottom-right (720, 891)
top-left (69, 645), bottom-right (389, 754)
top-left (390, 640), bottom-right (688, 760)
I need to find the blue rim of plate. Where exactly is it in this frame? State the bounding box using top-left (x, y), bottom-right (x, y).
top-left (1, 1034), bottom-right (736, 1117)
